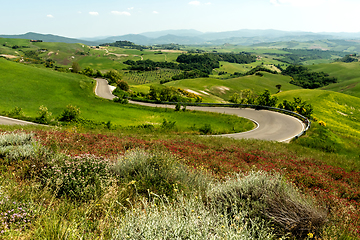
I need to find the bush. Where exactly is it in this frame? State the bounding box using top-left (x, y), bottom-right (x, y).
top-left (111, 149), bottom-right (210, 199)
top-left (42, 154), bottom-right (111, 201)
top-left (199, 123), bottom-right (212, 134)
top-left (59, 105), bottom-right (80, 122)
top-left (112, 194), bottom-right (275, 239)
top-left (116, 80), bottom-right (129, 91)
top-left (0, 132), bottom-right (39, 161)
top-left (207, 171), bottom-right (327, 238)
top-left (175, 102), bottom-right (181, 111)
top-left (9, 107), bottom-right (24, 117)
top-left (36, 105), bottom-right (53, 124)
top-left (161, 119), bottom-right (176, 130)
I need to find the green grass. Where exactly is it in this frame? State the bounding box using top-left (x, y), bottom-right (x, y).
top-left (164, 72), bottom-right (301, 102)
top-left (278, 89), bottom-right (360, 159)
top-left (0, 58), bottom-right (253, 134)
top-left (306, 62), bottom-right (360, 98)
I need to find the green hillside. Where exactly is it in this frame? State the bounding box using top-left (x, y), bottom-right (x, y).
top-left (0, 58), bottom-right (253, 133)
top-left (163, 72), bottom-right (301, 102)
top-left (307, 62), bottom-right (360, 98)
top-left (278, 89), bottom-right (360, 157)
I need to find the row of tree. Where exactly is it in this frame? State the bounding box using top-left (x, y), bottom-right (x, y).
top-left (229, 89), bottom-right (313, 118)
top-left (100, 41), bottom-right (148, 50)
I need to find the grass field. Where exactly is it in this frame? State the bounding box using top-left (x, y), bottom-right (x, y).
top-left (0, 58), bottom-right (254, 134)
top-left (278, 89), bottom-right (360, 159)
top-left (305, 62), bottom-right (360, 98)
top-left (164, 72), bottom-right (301, 102)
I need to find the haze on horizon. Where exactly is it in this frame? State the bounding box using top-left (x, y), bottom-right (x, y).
top-left (2, 0), bottom-right (360, 38)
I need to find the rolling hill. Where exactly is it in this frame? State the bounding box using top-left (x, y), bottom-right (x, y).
top-left (0, 58), bottom-right (252, 133)
top-left (3, 29), bottom-right (360, 46)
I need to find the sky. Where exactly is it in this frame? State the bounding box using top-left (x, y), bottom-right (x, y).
top-left (1, 0), bottom-right (360, 38)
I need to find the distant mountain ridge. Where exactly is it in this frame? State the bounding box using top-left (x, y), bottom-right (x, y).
top-left (2, 29), bottom-right (360, 46)
top-left (0, 32), bottom-right (96, 46)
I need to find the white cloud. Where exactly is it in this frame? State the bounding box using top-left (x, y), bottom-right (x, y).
top-left (111, 11), bottom-right (131, 16)
top-left (46, 14), bottom-right (54, 18)
top-left (89, 12), bottom-right (99, 16)
top-left (153, 11), bottom-right (159, 14)
top-left (128, 7), bottom-right (134, 10)
top-left (205, 2), bottom-right (212, 5)
top-left (189, 1), bottom-right (201, 6)
top-left (78, 11), bottom-right (82, 14)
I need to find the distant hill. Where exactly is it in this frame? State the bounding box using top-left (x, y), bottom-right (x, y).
top-left (251, 39), bottom-right (360, 52)
top-left (93, 29), bottom-right (360, 46)
top-left (0, 32), bottom-right (96, 46)
top-left (140, 29), bottom-right (203, 38)
top-left (3, 29), bottom-right (360, 47)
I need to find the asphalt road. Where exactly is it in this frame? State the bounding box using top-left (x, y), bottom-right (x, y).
top-left (95, 78), bottom-right (305, 142)
top-left (0, 116), bottom-right (37, 125)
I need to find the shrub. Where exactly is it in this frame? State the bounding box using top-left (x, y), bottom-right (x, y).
top-left (9, 107), bottom-right (23, 117)
top-left (207, 171), bottom-right (327, 238)
top-left (111, 149), bottom-right (210, 199)
top-left (0, 132), bottom-right (39, 160)
top-left (41, 154), bottom-right (111, 201)
top-left (59, 105), bottom-right (80, 122)
top-left (116, 80), bottom-right (129, 91)
top-left (112, 194), bottom-right (275, 239)
top-left (199, 123), bottom-right (212, 134)
top-left (36, 105), bottom-right (52, 124)
top-left (160, 119), bottom-right (176, 130)
top-left (175, 102), bottom-right (181, 111)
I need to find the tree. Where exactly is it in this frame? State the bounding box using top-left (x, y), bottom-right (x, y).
top-left (105, 70), bottom-right (122, 85)
top-left (276, 84), bottom-right (282, 93)
top-left (117, 80), bottom-right (129, 91)
top-left (256, 89), bottom-right (278, 107)
top-left (72, 62), bottom-right (81, 73)
top-left (59, 105), bottom-right (80, 122)
top-left (82, 67), bottom-right (94, 76)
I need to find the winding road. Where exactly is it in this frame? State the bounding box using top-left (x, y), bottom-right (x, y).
top-left (0, 78), bottom-right (304, 142)
top-left (0, 116), bottom-right (37, 126)
top-left (95, 78), bottom-right (305, 142)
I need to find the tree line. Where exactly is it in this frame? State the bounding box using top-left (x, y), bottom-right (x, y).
top-left (229, 89), bottom-right (313, 118)
top-left (282, 65), bottom-right (337, 89)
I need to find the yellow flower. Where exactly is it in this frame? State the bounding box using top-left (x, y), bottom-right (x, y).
top-left (307, 232), bottom-right (314, 238)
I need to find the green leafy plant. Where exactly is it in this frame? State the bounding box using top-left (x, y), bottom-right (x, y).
top-left (41, 154), bottom-right (110, 201)
top-left (59, 105), bottom-right (80, 122)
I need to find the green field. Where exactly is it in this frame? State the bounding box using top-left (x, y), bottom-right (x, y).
top-left (305, 62), bottom-right (360, 98)
top-left (278, 89), bottom-right (360, 158)
top-left (164, 72), bottom-right (301, 102)
top-left (0, 58), bottom-right (254, 133)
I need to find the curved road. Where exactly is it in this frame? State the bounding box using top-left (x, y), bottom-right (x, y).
top-left (95, 78), bottom-right (304, 142)
top-left (0, 116), bottom-right (37, 126)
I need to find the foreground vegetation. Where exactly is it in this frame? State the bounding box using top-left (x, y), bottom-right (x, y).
top-left (0, 128), bottom-right (359, 239)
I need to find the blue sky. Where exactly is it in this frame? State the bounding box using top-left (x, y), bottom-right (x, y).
top-left (1, 0), bottom-right (360, 38)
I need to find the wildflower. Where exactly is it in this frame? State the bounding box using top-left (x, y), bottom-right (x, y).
top-left (307, 233), bottom-right (313, 238)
